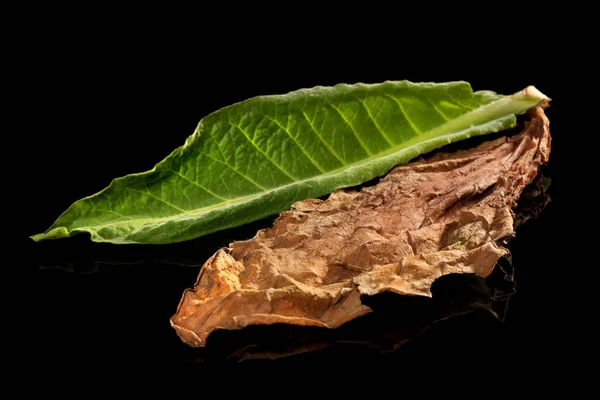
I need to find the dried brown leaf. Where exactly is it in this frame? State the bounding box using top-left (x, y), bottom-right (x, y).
top-left (171, 107), bottom-right (551, 347)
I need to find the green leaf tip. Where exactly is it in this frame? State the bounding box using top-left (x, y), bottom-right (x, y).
top-left (30, 227), bottom-right (70, 242)
top-left (31, 81), bottom-right (549, 245)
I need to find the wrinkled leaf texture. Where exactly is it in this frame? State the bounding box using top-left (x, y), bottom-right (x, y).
top-left (32, 81), bottom-right (547, 244)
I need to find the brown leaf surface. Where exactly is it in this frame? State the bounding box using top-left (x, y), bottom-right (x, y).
top-left (171, 107), bottom-right (551, 347)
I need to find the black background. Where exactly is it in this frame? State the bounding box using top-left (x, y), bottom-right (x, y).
top-left (12, 14), bottom-right (563, 386)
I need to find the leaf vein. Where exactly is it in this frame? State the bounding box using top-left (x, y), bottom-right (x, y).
top-left (92, 208), bottom-right (124, 218)
top-left (222, 120), bottom-right (299, 181)
top-left (352, 95), bottom-right (394, 146)
top-left (418, 95), bottom-right (450, 121)
top-left (169, 168), bottom-right (228, 201)
top-left (298, 109), bottom-right (346, 165)
top-left (189, 148), bottom-right (267, 191)
top-left (446, 93), bottom-right (474, 110)
top-left (259, 113), bottom-right (325, 173)
top-left (126, 187), bottom-right (186, 213)
top-left (381, 94), bottom-right (423, 135)
top-left (328, 104), bottom-right (373, 156)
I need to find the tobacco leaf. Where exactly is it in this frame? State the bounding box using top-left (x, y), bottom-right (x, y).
top-left (31, 82), bottom-right (547, 244)
top-left (185, 256), bottom-right (517, 361)
top-left (171, 107), bottom-right (551, 347)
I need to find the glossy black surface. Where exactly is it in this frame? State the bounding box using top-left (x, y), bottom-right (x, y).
top-left (16, 32), bottom-right (561, 380)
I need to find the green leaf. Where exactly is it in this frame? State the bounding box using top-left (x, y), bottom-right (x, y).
top-left (31, 81), bottom-right (548, 244)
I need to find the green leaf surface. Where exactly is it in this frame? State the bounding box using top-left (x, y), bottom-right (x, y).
top-left (32, 81), bottom-right (548, 244)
